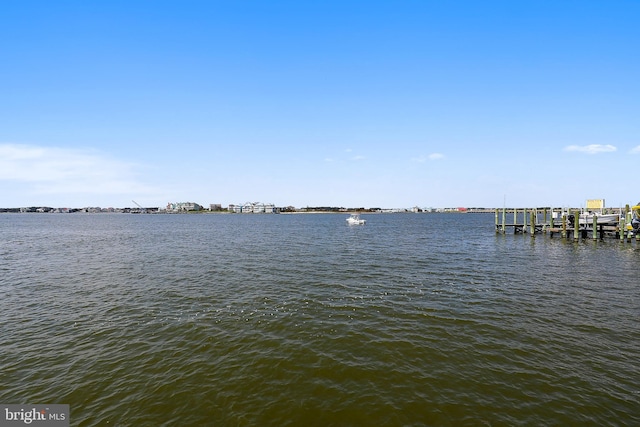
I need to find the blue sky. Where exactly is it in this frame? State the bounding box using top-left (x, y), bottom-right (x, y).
top-left (1, 1), bottom-right (639, 209)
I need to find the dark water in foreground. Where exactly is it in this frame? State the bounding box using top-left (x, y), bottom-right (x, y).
top-left (1, 213), bottom-right (639, 426)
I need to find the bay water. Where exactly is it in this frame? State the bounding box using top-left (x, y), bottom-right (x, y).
top-left (1, 213), bottom-right (638, 426)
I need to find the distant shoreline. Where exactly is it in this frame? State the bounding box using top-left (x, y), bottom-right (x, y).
top-left (0, 207), bottom-right (508, 214)
top-left (5, 206), bottom-right (633, 214)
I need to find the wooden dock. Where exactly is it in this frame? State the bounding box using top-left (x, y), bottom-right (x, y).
top-left (494, 206), bottom-right (640, 243)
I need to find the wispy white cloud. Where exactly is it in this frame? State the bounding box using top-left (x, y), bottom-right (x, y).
top-left (411, 153), bottom-right (445, 163)
top-left (0, 143), bottom-right (156, 197)
top-left (563, 144), bottom-right (617, 154)
top-left (352, 155), bottom-right (365, 161)
top-left (630, 146), bottom-right (640, 154)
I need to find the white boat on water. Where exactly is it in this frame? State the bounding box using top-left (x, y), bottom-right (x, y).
top-left (346, 214), bottom-right (366, 225)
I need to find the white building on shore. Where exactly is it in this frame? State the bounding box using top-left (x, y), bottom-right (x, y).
top-left (228, 202), bottom-right (276, 213)
top-left (166, 202), bottom-right (203, 212)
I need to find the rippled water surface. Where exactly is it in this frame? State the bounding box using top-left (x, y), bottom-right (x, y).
top-left (1, 213), bottom-right (639, 426)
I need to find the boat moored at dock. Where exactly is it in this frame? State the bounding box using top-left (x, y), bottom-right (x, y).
top-left (629, 204), bottom-right (640, 236)
top-left (573, 212), bottom-right (620, 226)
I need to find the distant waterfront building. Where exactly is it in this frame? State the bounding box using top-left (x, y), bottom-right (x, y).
top-left (167, 202), bottom-right (202, 212)
top-left (228, 202), bottom-right (275, 213)
top-left (228, 204), bottom-right (242, 213)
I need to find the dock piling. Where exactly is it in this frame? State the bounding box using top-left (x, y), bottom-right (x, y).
top-left (529, 208), bottom-right (536, 235)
